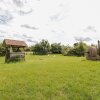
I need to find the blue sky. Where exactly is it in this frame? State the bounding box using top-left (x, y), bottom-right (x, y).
top-left (0, 0), bottom-right (100, 46)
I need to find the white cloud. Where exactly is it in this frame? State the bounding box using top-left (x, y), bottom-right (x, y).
top-left (0, 0), bottom-right (100, 46)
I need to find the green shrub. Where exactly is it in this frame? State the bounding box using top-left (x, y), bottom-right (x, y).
top-left (61, 45), bottom-right (71, 56)
top-left (33, 40), bottom-right (50, 55)
top-left (51, 43), bottom-right (62, 54)
top-left (67, 42), bottom-right (87, 56)
top-left (0, 43), bottom-right (6, 56)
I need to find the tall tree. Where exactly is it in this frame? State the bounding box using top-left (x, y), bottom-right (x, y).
top-left (51, 43), bottom-right (62, 54)
top-left (33, 40), bottom-right (50, 55)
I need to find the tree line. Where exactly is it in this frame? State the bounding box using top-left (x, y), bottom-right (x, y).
top-left (0, 39), bottom-right (88, 57)
top-left (30, 39), bottom-right (88, 56)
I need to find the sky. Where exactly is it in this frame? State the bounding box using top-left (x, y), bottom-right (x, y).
top-left (0, 0), bottom-right (100, 46)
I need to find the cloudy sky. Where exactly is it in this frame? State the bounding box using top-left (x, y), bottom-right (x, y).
top-left (0, 0), bottom-right (100, 46)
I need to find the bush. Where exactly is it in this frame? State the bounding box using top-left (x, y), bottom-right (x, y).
top-left (0, 43), bottom-right (6, 56)
top-left (67, 42), bottom-right (87, 56)
top-left (61, 45), bottom-right (71, 56)
top-left (33, 40), bottom-right (50, 55)
top-left (51, 43), bottom-right (62, 54)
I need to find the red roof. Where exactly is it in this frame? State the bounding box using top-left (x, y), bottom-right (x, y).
top-left (3, 39), bottom-right (27, 47)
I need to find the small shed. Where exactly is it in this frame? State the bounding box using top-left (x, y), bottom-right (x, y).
top-left (3, 39), bottom-right (27, 63)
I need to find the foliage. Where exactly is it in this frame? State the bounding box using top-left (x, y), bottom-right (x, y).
top-left (33, 39), bottom-right (50, 55)
top-left (51, 43), bottom-right (62, 54)
top-left (67, 42), bottom-right (88, 56)
top-left (61, 45), bottom-right (71, 56)
top-left (31, 40), bottom-right (88, 56)
top-left (0, 43), bottom-right (6, 56)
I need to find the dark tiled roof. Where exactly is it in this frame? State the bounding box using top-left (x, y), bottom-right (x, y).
top-left (3, 39), bottom-right (27, 47)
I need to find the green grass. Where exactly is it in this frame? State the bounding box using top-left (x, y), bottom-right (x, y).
top-left (0, 54), bottom-right (100, 100)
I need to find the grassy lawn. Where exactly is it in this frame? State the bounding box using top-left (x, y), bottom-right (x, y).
top-left (0, 54), bottom-right (100, 100)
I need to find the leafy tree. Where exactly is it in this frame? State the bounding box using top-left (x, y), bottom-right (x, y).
top-left (61, 45), bottom-right (71, 56)
top-left (51, 43), bottom-right (62, 54)
top-left (33, 40), bottom-right (50, 55)
top-left (67, 42), bottom-right (87, 56)
top-left (0, 43), bottom-right (6, 56)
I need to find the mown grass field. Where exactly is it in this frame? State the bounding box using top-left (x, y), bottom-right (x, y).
top-left (0, 54), bottom-right (100, 100)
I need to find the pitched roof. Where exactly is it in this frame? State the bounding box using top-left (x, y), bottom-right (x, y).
top-left (3, 39), bottom-right (27, 47)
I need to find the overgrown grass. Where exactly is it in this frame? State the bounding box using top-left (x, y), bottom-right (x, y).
top-left (0, 55), bottom-right (100, 100)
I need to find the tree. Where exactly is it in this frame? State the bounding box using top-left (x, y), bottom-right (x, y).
top-left (51, 43), bottom-right (62, 54)
top-left (0, 43), bottom-right (6, 56)
top-left (61, 45), bottom-right (71, 56)
top-left (67, 42), bottom-right (88, 56)
top-left (33, 40), bottom-right (50, 55)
